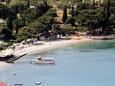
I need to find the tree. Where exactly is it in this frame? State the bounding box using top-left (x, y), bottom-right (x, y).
top-left (52, 24), bottom-right (62, 38)
top-left (71, 6), bottom-right (75, 17)
top-left (36, 4), bottom-right (43, 16)
top-left (0, 4), bottom-right (8, 19)
top-left (87, 20), bottom-right (98, 35)
top-left (106, 0), bottom-right (111, 21)
top-left (6, 16), bottom-right (13, 33)
top-left (46, 8), bottom-right (57, 17)
top-left (71, 6), bottom-right (76, 26)
top-left (15, 19), bottom-right (19, 34)
top-left (62, 5), bottom-right (67, 23)
top-left (2, 28), bottom-right (12, 40)
top-left (27, 0), bottom-right (30, 7)
top-left (43, 0), bottom-right (48, 13)
top-left (98, 0), bottom-right (111, 34)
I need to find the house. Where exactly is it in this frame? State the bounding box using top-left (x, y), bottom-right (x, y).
top-left (82, 0), bottom-right (104, 4)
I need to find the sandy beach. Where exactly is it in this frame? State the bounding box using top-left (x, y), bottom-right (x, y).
top-left (14, 37), bottom-right (90, 56)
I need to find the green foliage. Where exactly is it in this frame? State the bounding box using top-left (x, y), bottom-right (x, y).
top-left (2, 28), bottom-right (13, 40)
top-left (75, 1), bottom-right (115, 35)
top-left (6, 16), bottom-right (13, 33)
top-left (1, 0), bottom-right (115, 43)
top-left (52, 24), bottom-right (61, 34)
top-left (62, 25), bottom-right (74, 36)
top-left (77, 26), bottom-right (88, 32)
top-left (46, 8), bottom-right (57, 17)
top-left (0, 4), bottom-right (8, 19)
top-left (15, 26), bottom-right (37, 42)
top-left (30, 13), bottom-right (55, 34)
top-left (15, 7), bottom-right (56, 42)
top-left (18, 2), bottom-right (50, 27)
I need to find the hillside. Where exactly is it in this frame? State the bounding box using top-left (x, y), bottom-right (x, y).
top-left (8, 0), bottom-right (54, 6)
top-left (5, 0), bottom-right (115, 6)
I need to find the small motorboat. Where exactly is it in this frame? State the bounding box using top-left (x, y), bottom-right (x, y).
top-left (32, 56), bottom-right (55, 65)
top-left (35, 82), bottom-right (42, 85)
top-left (14, 83), bottom-right (23, 86)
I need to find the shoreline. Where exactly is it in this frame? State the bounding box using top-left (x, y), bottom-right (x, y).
top-left (13, 36), bottom-right (93, 55)
top-left (0, 37), bottom-right (90, 70)
top-left (13, 39), bottom-right (84, 55)
top-left (0, 35), bottom-right (115, 70)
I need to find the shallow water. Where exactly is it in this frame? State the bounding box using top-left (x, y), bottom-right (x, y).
top-left (0, 40), bottom-right (115, 86)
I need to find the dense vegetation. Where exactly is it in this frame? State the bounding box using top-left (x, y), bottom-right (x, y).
top-left (62, 0), bottom-right (115, 35)
top-left (0, 0), bottom-right (115, 45)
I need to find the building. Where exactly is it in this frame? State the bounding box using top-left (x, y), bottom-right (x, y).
top-left (82, 0), bottom-right (104, 4)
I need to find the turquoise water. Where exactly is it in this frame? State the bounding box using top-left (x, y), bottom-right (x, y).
top-left (0, 40), bottom-right (115, 86)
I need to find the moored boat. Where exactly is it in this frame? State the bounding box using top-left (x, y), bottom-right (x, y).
top-left (35, 82), bottom-right (42, 85)
top-left (32, 56), bottom-right (55, 65)
top-left (14, 83), bottom-right (23, 86)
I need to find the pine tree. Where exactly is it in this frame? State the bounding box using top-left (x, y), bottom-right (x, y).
top-left (62, 5), bottom-right (67, 23)
top-left (71, 6), bottom-right (76, 26)
top-left (15, 19), bottom-right (19, 34)
top-left (71, 6), bottom-right (74, 17)
top-left (7, 16), bottom-right (13, 33)
top-left (27, 0), bottom-right (30, 7)
top-left (43, 0), bottom-right (48, 13)
top-left (107, 0), bottom-right (111, 19)
top-left (101, 0), bottom-right (111, 34)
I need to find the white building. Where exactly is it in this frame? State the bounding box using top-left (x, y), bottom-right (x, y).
top-left (82, 0), bottom-right (104, 4)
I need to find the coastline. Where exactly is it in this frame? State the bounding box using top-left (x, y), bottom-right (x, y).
top-left (0, 37), bottom-right (90, 70)
top-left (0, 35), bottom-right (115, 70)
top-left (13, 39), bottom-right (86, 55)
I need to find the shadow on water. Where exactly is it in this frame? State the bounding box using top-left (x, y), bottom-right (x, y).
top-left (71, 40), bottom-right (115, 52)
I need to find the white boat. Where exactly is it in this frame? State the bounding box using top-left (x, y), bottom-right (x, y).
top-left (35, 82), bottom-right (42, 85)
top-left (32, 56), bottom-right (55, 65)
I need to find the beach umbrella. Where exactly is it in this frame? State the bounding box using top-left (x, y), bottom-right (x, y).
top-left (0, 82), bottom-right (7, 86)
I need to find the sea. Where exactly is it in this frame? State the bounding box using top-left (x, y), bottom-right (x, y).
top-left (0, 40), bottom-right (115, 86)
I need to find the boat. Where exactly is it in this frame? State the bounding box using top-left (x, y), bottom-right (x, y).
top-left (35, 82), bottom-right (42, 85)
top-left (32, 56), bottom-right (55, 65)
top-left (14, 83), bottom-right (23, 86)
